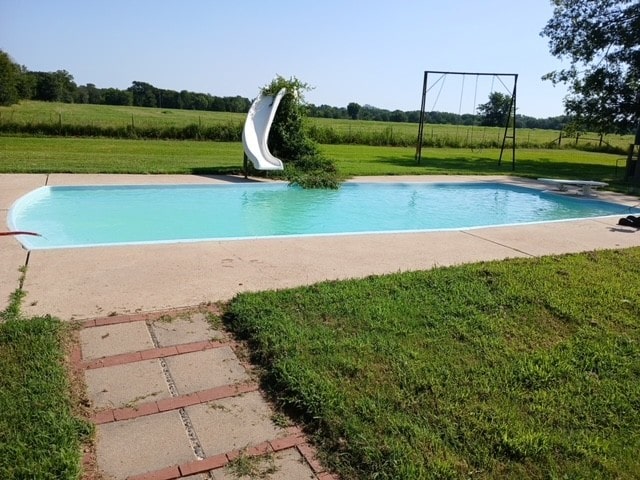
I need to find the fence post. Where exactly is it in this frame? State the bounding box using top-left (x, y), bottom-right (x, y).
top-left (558, 132), bottom-right (562, 146)
top-left (625, 144), bottom-right (637, 182)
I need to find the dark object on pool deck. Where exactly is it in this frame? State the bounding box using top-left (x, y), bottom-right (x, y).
top-left (618, 215), bottom-right (640, 229)
top-left (0, 231), bottom-right (41, 237)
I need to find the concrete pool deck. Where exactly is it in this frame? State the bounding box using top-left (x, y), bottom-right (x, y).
top-left (2, 173), bottom-right (640, 320)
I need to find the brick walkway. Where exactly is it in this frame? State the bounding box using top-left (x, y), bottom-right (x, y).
top-left (72, 307), bottom-right (337, 480)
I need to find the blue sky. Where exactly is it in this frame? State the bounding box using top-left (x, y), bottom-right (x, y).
top-left (0, 0), bottom-right (569, 118)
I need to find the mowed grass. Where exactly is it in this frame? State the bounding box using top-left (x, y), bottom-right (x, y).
top-left (321, 144), bottom-right (629, 183)
top-left (226, 248), bottom-right (640, 479)
top-left (0, 137), bottom-right (245, 174)
top-left (0, 313), bottom-right (91, 479)
top-left (0, 137), bottom-right (632, 189)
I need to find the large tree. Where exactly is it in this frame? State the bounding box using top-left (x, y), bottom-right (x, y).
top-left (541, 0), bottom-right (640, 134)
top-left (29, 70), bottom-right (76, 102)
top-left (0, 50), bottom-right (22, 106)
top-left (347, 102), bottom-right (361, 120)
top-left (477, 92), bottom-right (513, 127)
top-left (128, 81), bottom-right (157, 107)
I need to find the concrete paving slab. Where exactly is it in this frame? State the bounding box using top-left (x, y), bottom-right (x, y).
top-left (80, 322), bottom-right (154, 360)
top-left (150, 313), bottom-right (224, 346)
top-left (96, 411), bottom-right (195, 480)
top-left (212, 448), bottom-right (317, 480)
top-left (84, 359), bottom-right (170, 409)
top-left (0, 174), bottom-right (43, 311)
top-left (20, 229), bottom-right (527, 320)
top-left (165, 347), bottom-right (250, 395)
top-left (186, 391), bottom-right (285, 456)
top-left (0, 173), bottom-right (47, 210)
top-left (468, 217), bottom-right (640, 256)
top-left (0, 238), bottom-right (26, 312)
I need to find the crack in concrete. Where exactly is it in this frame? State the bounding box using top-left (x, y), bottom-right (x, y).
top-left (461, 229), bottom-right (535, 257)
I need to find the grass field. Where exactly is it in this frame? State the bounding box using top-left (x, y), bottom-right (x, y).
top-left (1, 101), bottom-right (635, 149)
top-left (0, 136), bottom-right (634, 191)
top-left (0, 100), bottom-right (245, 129)
top-left (226, 249), bottom-right (640, 479)
top-left (310, 116), bottom-right (563, 147)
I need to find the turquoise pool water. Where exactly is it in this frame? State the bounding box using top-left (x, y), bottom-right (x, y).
top-left (9, 182), bottom-right (638, 250)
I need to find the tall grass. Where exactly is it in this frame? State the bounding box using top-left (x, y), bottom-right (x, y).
top-left (0, 119), bottom-right (244, 141)
top-left (0, 100), bottom-right (245, 128)
top-left (1, 101), bottom-right (635, 151)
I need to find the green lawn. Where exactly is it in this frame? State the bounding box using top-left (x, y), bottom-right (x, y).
top-left (0, 137), bottom-right (245, 174)
top-left (0, 136), bottom-right (632, 190)
top-left (321, 144), bottom-right (629, 183)
top-left (226, 249), bottom-right (640, 479)
top-left (0, 306), bottom-right (90, 479)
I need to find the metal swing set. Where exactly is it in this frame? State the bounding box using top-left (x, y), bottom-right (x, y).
top-left (415, 70), bottom-right (518, 170)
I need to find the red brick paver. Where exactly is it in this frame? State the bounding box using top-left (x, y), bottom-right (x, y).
top-left (79, 309), bottom-right (335, 480)
top-left (178, 453), bottom-right (228, 476)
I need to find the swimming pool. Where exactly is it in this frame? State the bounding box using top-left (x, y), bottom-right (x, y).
top-left (9, 182), bottom-right (638, 250)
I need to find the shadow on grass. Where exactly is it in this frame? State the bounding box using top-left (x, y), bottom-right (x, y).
top-left (374, 154), bottom-right (632, 185)
top-left (380, 154), bottom-right (506, 173)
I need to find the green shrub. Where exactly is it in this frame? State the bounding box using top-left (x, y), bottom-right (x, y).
top-left (260, 76), bottom-right (340, 189)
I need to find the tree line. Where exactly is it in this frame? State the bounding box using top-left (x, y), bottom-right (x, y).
top-left (0, 51), bottom-right (252, 113)
top-left (311, 99), bottom-right (570, 130)
top-left (1, 48), bottom-right (568, 130)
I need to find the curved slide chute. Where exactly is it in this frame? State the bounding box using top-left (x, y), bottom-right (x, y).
top-left (242, 88), bottom-right (287, 171)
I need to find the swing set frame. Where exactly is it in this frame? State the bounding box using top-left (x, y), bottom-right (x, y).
top-left (415, 70), bottom-right (518, 170)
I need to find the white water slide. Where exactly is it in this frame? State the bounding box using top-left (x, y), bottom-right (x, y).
top-left (242, 88), bottom-right (287, 171)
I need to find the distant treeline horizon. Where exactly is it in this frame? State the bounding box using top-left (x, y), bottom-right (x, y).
top-left (1, 50), bottom-right (570, 130)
